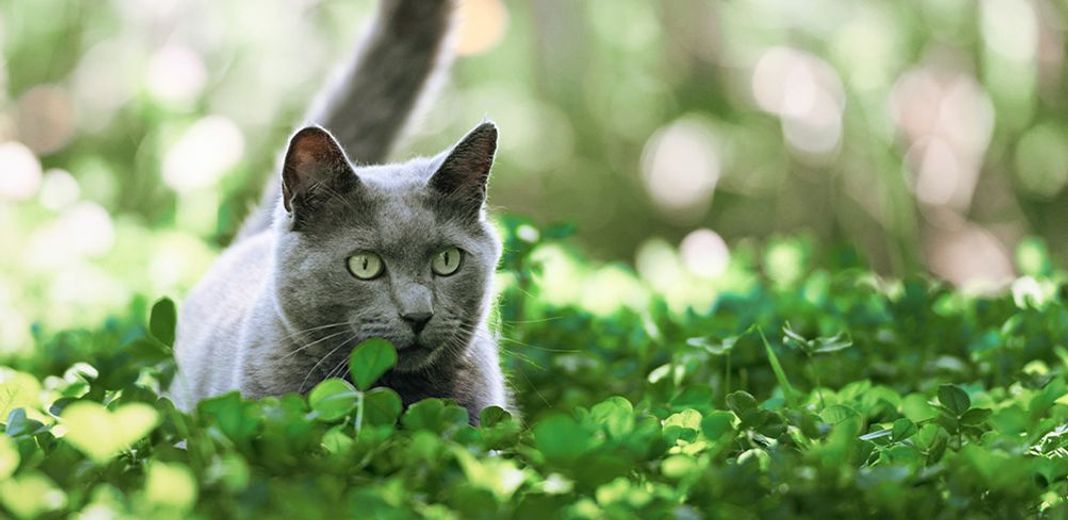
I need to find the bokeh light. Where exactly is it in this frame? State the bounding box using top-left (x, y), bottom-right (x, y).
top-left (457, 0), bottom-right (508, 56)
top-left (635, 238), bottom-right (684, 293)
top-left (71, 40), bottom-right (142, 132)
top-left (0, 142), bottom-right (42, 200)
top-left (925, 215), bottom-right (1015, 292)
top-left (37, 169), bottom-right (80, 211)
top-left (15, 85), bottom-right (76, 155)
top-left (679, 228), bottom-right (730, 280)
top-left (640, 117), bottom-right (721, 222)
top-left (1014, 123), bottom-right (1068, 198)
top-left (25, 201), bottom-right (116, 269)
top-left (892, 68), bottom-right (994, 212)
top-left (752, 46), bottom-right (845, 157)
top-left (981, 0), bottom-right (1038, 63)
top-left (146, 44), bottom-right (207, 106)
top-left (1, 0), bottom-right (1068, 332)
top-left (162, 116), bottom-right (245, 193)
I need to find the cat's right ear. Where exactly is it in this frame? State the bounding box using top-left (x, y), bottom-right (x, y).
top-left (428, 122), bottom-right (497, 210)
top-left (281, 126), bottom-right (357, 218)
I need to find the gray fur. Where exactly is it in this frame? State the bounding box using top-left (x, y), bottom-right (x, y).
top-left (237, 0), bottom-right (456, 241)
top-left (172, 0), bottom-right (510, 423)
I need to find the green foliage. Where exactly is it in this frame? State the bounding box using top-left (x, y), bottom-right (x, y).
top-left (8, 0), bottom-right (1068, 516)
top-left (148, 299), bottom-right (177, 348)
top-left (348, 338), bottom-right (397, 391)
top-left (937, 384), bottom-right (971, 417)
top-left (59, 402), bottom-right (159, 463)
top-left (5, 228), bottom-right (1068, 518)
top-left (308, 379), bottom-right (359, 422)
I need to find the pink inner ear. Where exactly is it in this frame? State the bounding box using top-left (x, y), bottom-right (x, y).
top-left (290, 129), bottom-right (340, 176)
top-left (292, 147), bottom-right (320, 177)
top-left (282, 127), bottom-right (349, 212)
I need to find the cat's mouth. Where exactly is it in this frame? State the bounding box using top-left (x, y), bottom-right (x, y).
top-left (396, 340), bottom-right (424, 351)
top-left (390, 342), bottom-right (435, 372)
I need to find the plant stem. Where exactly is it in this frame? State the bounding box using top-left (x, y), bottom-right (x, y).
top-left (724, 352), bottom-right (731, 402)
top-left (354, 391), bottom-right (365, 435)
top-left (809, 354), bottom-right (825, 410)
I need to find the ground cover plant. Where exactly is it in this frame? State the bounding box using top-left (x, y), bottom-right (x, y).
top-left (6, 1), bottom-right (1068, 518)
top-left (0, 221), bottom-right (1066, 519)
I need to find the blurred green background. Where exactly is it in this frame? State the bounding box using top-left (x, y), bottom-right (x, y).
top-left (1, 0), bottom-right (1066, 348)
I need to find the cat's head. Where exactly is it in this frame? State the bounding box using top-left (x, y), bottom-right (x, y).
top-left (271, 122), bottom-right (501, 378)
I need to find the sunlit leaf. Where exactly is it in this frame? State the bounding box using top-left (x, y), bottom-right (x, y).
top-left (686, 335), bottom-right (739, 355)
top-left (308, 378), bottom-right (358, 422)
top-left (145, 461), bottom-right (197, 511)
top-left (60, 402), bottom-right (159, 463)
top-left (0, 436), bottom-right (19, 479)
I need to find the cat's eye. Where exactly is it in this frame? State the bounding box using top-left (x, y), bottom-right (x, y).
top-left (432, 247), bottom-right (463, 276)
top-left (347, 252), bottom-right (384, 280)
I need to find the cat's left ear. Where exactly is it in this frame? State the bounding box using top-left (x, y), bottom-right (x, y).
top-left (428, 122), bottom-right (497, 209)
top-left (281, 126), bottom-right (357, 216)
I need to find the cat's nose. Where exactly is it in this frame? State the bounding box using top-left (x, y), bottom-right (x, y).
top-left (402, 311), bottom-right (433, 334)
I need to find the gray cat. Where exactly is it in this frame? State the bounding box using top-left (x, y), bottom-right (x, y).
top-left (170, 0), bottom-right (511, 422)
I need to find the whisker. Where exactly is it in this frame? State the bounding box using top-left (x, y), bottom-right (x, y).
top-left (276, 321), bottom-right (350, 343)
top-left (280, 328), bottom-right (352, 363)
top-left (512, 354), bottom-right (551, 408)
top-left (496, 336), bottom-right (580, 353)
top-left (502, 348), bottom-right (545, 368)
top-left (498, 315), bottom-right (565, 325)
top-left (450, 320), bottom-right (578, 354)
top-left (299, 336), bottom-right (355, 393)
top-left (325, 354), bottom-right (351, 381)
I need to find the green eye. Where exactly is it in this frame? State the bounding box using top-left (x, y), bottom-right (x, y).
top-left (432, 247), bottom-right (463, 276)
top-left (347, 252), bottom-right (384, 280)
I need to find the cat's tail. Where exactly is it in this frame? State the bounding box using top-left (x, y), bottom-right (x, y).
top-left (236, 0), bottom-right (457, 240)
